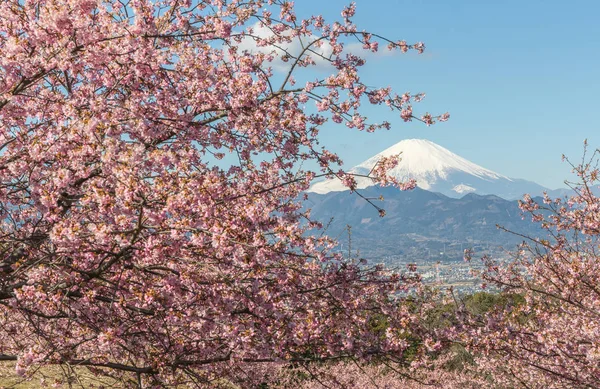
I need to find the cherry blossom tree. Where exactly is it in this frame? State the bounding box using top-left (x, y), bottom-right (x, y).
top-left (457, 144), bottom-right (600, 388)
top-left (0, 0), bottom-right (448, 386)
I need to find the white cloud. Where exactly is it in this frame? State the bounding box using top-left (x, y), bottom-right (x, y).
top-left (234, 22), bottom-right (333, 72)
top-left (233, 22), bottom-right (403, 74)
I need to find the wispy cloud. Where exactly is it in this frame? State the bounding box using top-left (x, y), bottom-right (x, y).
top-left (235, 22), bottom-right (402, 73)
top-left (235, 22), bottom-right (332, 72)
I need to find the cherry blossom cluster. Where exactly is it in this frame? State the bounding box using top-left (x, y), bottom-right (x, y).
top-left (0, 0), bottom-right (443, 386)
top-left (454, 145), bottom-right (600, 388)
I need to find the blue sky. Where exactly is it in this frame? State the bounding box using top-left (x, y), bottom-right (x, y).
top-left (291, 0), bottom-right (600, 189)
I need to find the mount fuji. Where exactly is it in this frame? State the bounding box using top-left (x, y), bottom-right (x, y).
top-left (309, 139), bottom-right (550, 200)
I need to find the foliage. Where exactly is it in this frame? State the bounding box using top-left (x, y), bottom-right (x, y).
top-left (458, 144), bottom-right (600, 388)
top-left (0, 0), bottom-right (447, 387)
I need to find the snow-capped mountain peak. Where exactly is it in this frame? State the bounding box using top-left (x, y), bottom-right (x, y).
top-left (355, 139), bottom-right (510, 187)
top-left (309, 139), bottom-right (547, 199)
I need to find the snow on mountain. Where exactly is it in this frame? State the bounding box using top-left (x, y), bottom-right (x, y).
top-left (452, 184), bottom-right (476, 194)
top-left (308, 139), bottom-right (549, 200)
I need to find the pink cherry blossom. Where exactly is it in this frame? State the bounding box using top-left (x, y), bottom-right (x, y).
top-left (451, 145), bottom-right (600, 388)
top-left (0, 0), bottom-right (443, 386)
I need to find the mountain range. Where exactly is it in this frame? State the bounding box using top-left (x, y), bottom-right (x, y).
top-left (306, 139), bottom-right (566, 261)
top-left (306, 186), bottom-right (544, 260)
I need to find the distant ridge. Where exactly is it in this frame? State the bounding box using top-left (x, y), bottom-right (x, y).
top-left (309, 139), bottom-right (549, 200)
top-left (305, 185), bottom-right (546, 260)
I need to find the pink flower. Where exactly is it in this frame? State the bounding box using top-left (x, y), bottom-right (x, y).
top-left (401, 106), bottom-right (413, 121)
top-left (421, 113), bottom-right (433, 125)
top-left (438, 112), bottom-right (450, 122)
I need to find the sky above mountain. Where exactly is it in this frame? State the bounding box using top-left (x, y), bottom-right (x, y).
top-left (290, 0), bottom-right (600, 189)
